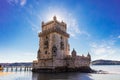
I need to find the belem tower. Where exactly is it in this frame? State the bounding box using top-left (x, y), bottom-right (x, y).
top-left (32, 16), bottom-right (92, 72)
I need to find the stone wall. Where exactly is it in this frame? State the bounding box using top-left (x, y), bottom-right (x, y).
top-left (66, 55), bottom-right (90, 68)
top-left (33, 55), bottom-right (90, 69)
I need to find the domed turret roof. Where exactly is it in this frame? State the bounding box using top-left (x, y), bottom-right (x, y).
top-left (72, 49), bottom-right (76, 53)
top-left (87, 52), bottom-right (91, 56)
top-left (71, 48), bottom-right (77, 57)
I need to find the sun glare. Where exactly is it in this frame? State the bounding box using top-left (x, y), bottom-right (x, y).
top-left (41, 6), bottom-right (80, 37)
top-left (43, 7), bottom-right (66, 22)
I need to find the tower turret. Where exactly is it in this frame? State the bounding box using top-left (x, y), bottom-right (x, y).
top-left (71, 48), bottom-right (77, 57)
top-left (87, 52), bottom-right (91, 61)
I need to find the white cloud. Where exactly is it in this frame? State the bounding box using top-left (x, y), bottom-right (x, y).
top-left (92, 46), bottom-right (115, 55)
top-left (7, 0), bottom-right (15, 5)
top-left (90, 39), bottom-right (120, 60)
top-left (118, 35), bottom-right (120, 39)
top-left (20, 0), bottom-right (26, 6)
top-left (7, 0), bottom-right (27, 6)
top-left (27, 19), bottom-right (40, 33)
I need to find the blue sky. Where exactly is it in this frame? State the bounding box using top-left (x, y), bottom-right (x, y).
top-left (0, 0), bottom-right (120, 62)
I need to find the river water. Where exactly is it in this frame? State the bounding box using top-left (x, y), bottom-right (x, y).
top-left (0, 65), bottom-right (120, 80)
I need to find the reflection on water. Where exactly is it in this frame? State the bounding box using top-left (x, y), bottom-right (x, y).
top-left (0, 71), bottom-right (12, 76)
top-left (32, 72), bottom-right (93, 80)
top-left (0, 65), bottom-right (120, 80)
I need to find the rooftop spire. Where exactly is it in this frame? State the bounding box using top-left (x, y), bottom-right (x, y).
top-left (72, 48), bottom-right (76, 53)
top-left (53, 16), bottom-right (57, 21)
top-left (42, 21), bottom-right (44, 26)
top-left (87, 52), bottom-right (90, 56)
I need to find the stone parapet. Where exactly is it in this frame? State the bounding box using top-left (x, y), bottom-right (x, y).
top-left (39, 27), bottom-right (69, 38)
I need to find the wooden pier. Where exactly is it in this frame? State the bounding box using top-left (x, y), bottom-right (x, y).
top-left (3, 66), bottom-right (32, 72)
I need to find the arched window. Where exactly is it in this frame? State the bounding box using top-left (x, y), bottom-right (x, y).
top-left (46, 36), bottom-right (48, 40)
top-left (52, 45), bottom-right (57, 56)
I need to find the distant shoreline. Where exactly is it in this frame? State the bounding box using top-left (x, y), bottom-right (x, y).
top-left (0, 62), bottom-right (32, 67)
top-left (92, 59), bottom-right (120, 65)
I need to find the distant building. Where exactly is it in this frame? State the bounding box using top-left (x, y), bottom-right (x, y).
top-left (32, 16), bottom-right (91, 72)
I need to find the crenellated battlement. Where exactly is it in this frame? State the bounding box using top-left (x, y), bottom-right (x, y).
top-left (41, 16), bottom-right (67, 32)
top-left (39, 27), bottom-right (69, 37)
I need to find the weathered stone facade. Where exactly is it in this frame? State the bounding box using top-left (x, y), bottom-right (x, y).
top-left (32, 16), bottom-right (91, 72)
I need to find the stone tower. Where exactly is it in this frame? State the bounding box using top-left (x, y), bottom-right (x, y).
top-left (32, 16), bottom-right (91, 72)
top-left (36, 16), bottom-right (70, 68)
